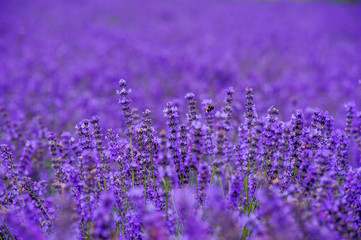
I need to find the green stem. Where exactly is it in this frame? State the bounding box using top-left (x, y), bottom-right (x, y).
top-left (209, 155), bottom-right (218, 185)
top-left (121, 223), bottom-right (126, 238)
top-left (2, 224), bottom-right (16, 240)
top-left (210, 166), bottom-right (216, 185)
top-left (241, 226), bottom-right (249, 240)
top-left (162, 177), bottom-right (170, 218)
top-left (97, 181), bottom-right (103, 194)
top-left (14, 175), bottom-right (25, 206)
top-left (86, 220), bottom-right (91, 240)
top-left (38, 201), bottom-right (51, 220)
top-left (248, 183), bottom-right (259, 215)
top-left (103, 177), bottom-right (107, 190)
top-left (81, 220), bottom-right (86, 239)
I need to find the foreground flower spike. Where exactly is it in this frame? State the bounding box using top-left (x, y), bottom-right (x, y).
top-left (179, 124), bottom-right (190, 184)
top-left (90, 116), bottom-right (109, 190)
top-left (267, 105), bottom-right (279, 124)
top-left (47, 132), bottom-right (65, 193)
top-left (190, 120), bottom-right (204, 173)
top-left (345, 102), bottom-right (356, 138)
top-left (245, 88), bottom-right (257, 129)
top-left (1, 145), bottom-right (25, 207)
top-left (117, 79), bottom-right (139, 188)
top-left (141, 109), bottom-right (159, 189)
top-left (90, 116), bottom-right (104, 157)
top-left (21, 177), bottom-right (52, 229)
top-left (60, 132), bottom-right (72, 165)
top-left (263, 106), bottom-right (280, 179)
top-left (185, 93), bottom-right (199, 125)
top-left (223, 87), bottom-right (234, 131)
top-left (197, 161), bottom-right (210, 205)
top-left (75, 119), bottom-right (92, 151)
top-left (202, 99), bottom-right (215, 157)
top-left (290, 110), bottom-right (305, 182)
top-left (117, 79), bottom-right (134, 135)
top-left (163, 102), bottom-right (181, 182)
top-left (19, 140), bottom-right (34, 176)
top-left (228, 173), bottom-right (243, 210)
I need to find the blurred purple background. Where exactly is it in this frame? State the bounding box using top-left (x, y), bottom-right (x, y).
top-left (1, 0), bottom-right (360, 131)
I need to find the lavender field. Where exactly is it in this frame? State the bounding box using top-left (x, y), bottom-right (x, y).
top-left (1, 0), bottom-right (361, 239)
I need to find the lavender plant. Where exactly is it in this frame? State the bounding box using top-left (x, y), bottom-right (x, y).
top-left (1, 0), bottom-right (361, 239)
top-left (1, 79), bottom-right (360, 239)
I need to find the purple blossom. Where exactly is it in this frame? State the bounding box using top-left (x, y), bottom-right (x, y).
top-left (0, 1), bottom-right (360, 239)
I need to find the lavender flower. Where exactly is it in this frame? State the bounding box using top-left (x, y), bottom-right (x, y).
top-left (197, 161), bottom-right (210, 205)
top-left (245, 88), bottom-right (257, 129)
top-left (345, 102), bottom-right (356, 138)
top-left (117, 79), bottom-right (134, 134)
top-left (185, 93), bottom-right (199, 125)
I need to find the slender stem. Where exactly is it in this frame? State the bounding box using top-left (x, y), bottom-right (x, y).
top-left (210, 166), bottom-right (215, 185)
top-left (103, 177), bottom-right (107, 190)
top-left (241, 226), bottom-right (249, 240)
top-left (245, 176), bottom-right (249, 210)
top-left (209, 155), bottom-right (218, 185)
top-left (248, 183), bottom-right (259, 216)
top-left (121, 223), bottom-right (126, 237)
top-left (162, 177), bottom-right (170, 218)
top-left (3, 224), bottom-right (16, 240)
top-left (86, 220), bottom-right (91, 240)
top-left (81, 220), bottom-right (86, 239)
top-left (38, 201), bottom-right (51, 220)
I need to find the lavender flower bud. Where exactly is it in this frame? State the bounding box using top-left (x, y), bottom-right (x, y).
top-left (345, 102), bottom-right (355, 138)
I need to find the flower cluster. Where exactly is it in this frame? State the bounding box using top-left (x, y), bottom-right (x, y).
top-left (1, 80), bottom-right (361, 239)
